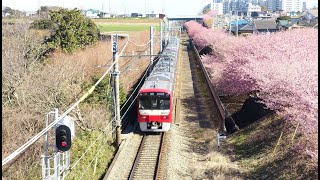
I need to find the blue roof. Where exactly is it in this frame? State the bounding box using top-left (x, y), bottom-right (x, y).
top-left (230, 19), bottom-right (249, 25)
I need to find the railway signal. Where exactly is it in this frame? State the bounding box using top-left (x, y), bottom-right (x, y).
top-left (55, 125), bottom-right (71, 152)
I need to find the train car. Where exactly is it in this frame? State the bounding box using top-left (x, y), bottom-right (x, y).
top-left (137, 37), bottom-right (180, 132)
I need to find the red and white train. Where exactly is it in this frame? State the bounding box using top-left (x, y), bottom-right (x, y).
top-left (137, 37), bottom-right (180, 132)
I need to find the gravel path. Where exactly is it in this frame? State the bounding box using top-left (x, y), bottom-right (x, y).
top-left (104, 130), bottom-right (143, 180)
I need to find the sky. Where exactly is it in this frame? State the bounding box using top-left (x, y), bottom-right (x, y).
top-left (2, 0), bottom-right (205, 16)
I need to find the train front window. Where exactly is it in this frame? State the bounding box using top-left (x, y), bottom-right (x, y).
top-left (139, 92), bottom-right (170, 110)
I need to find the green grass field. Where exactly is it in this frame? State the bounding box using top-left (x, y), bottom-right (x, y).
top-left (97, 24), bottom-right (160, 32)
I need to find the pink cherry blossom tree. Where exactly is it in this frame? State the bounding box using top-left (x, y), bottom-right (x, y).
top-left (184, 21), bottom-right (318, 165)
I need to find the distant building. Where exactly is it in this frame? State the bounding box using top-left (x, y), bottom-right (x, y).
top-left (235, 19), bottom-right (278, 35)
top-left (251, 11), bottom-right (271, 18)
top-left (302, 1), bottom-right (307, 11)
top-left (211, 3), bottom-right (224, 15)
top-left (245, 3), bottom-right (262, 15)
top-left (25, 11), bottom-right (37, 17)
top-left (282, 0), bottom-right (303, 13)
top-left (146, 12), bottom-right (160, 18)
top-left (301, 8), bottom-right (318, 25)
top-left (84, 9), bottom-right (100, 18)
top-left (131, 13), bottom-right (143, 17)
top-left (253, 19), bottom-right (278, 32)
top-left (100, 12), bottom-right (111, 18)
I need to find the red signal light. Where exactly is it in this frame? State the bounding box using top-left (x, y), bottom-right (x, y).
top-left (61, 141), bottom-right (67, 147)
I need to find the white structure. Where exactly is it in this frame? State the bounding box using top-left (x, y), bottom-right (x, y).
top-left (246, 3), bottom-right (262, 14)
top-left (85, 9), bottom-right (100, 18)
top-left (267, 0), bottom-right (282, 12)
top-left (282, 0), bottom-right (303, 12)
top-left (267, 0), bottom-right (303, 12)
top-left (211, 2), bottom-right (224, 15)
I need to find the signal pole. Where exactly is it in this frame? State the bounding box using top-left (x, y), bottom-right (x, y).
top-left (112, 34), bottom-right (121, 147)
top-left (160, 22), bottom-right (163, 52)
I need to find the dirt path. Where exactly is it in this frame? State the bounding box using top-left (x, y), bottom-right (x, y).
top-left (164, 34), bottom-right (242, 179)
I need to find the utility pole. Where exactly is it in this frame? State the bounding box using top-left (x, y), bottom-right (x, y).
top-left (150, 26), bottom-right (154, 65)
top-left (112, 34), bottom-right (121, 147)
top-left (160, 22), bottom-right (163, 52)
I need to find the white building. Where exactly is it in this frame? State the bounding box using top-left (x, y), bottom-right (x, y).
top-left (281, 0), bottom-right (303, 12)
top-left (246, 3), bottom-right (262, 14)
top-left (267, 0), bottom-right (302, 12)
top-left (85, 9), bottom-right (100, 18)
top-left (267, 0), bottom-right (282, 12)
top-left (211, 2), bottom-right (224, 15)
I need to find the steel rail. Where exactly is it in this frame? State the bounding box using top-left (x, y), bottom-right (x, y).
top-left (128, 133), bottom-right (164, 180)
top-left (128, 135), bottom-right (146, 179)
top-left (155, 133), bottom-right (165, 180)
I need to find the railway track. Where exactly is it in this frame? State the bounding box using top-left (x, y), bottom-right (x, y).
top-left (128, 133), bottom-right (165, 180)
top-left (104, 33), bottom-right (225, 180)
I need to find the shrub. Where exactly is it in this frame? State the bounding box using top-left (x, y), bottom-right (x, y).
top-left (46, 9), bottom-right (100, 53)
top-left (82, 75), bottom-right (127, 106)
top-left (30, 19), bottom-right (53, 29)
top-left (276, 16), bottom-right (291, 22)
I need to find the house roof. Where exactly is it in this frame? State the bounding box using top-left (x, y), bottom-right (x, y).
top-left (240, 24), bottom-right (254, 31)
top-left (309, 9), bottom-right (318, 17)
top-left (295, 19), bottom-right (311, 26)
top-left (253, 19), bottom-right (277, 30)
top-left (230, 19), bottom-right (249, 25)
top-left (86, 9), bottom-right (100, 14)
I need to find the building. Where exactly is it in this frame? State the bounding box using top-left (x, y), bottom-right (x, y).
top-left (302, 1), bottom-right (307, 11)
top-left (245, 3), bottom-right (262, 15)
top-left (100, 12), bottom-right (111, 18)
top-left (266, 0), bottom-right (303, 13)
top-left (84, 9), bottom-right (100, 18)
top-left (223, 0), bottom-right (231, 14)
top-left (235, 19), bottom-right (278, 35)
top-left (131, 13), bottom-right (143, 17)
top-left (25, 11), bottom-right (37, 17)
top-left (282, 0), bottom-right (303, 13)
top-left (267, 0), bottom-right (281, 12)
top-left (301, 8), bottom-right (318, 25)
top-left (211, 3), bottom-right (224, 15)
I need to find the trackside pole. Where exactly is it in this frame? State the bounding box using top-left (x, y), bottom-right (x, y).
top-left (160, 22), bottom-right (163, 52)
top-left (112, 34), bottom-right (121, 147)
top-left (150, 26), bottom-right (154, 65)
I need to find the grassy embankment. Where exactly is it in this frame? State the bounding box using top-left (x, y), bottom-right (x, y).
top-left (93, 18), bottom-right (160, 32)
top-left (219, 95), bottom-right (317, 179)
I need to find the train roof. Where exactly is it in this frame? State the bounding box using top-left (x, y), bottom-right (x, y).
top-left (140, 37), bottom-right (180, 93)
